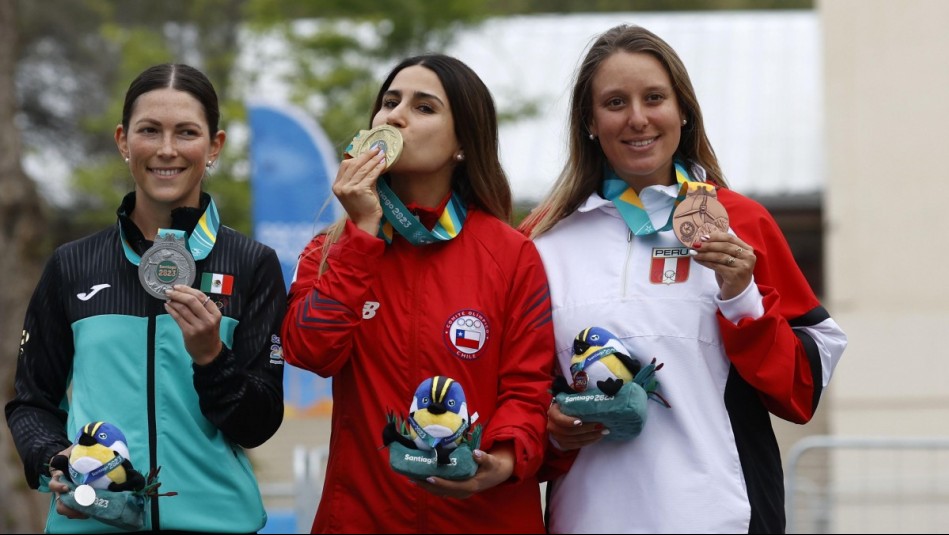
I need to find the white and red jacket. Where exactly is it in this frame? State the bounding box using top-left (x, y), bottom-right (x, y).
top-left (282, 203), bottom-right (555, 534)
top-left (533, 184), bottom-right (847, 534)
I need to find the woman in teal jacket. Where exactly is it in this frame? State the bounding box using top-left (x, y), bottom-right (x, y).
top-left (5, 63), bottom-right (286, 533)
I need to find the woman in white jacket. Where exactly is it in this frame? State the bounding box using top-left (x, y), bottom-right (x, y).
top-left (521, 24), bottom-right (847, 534)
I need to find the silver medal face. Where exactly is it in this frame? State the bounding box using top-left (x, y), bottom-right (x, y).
top-left (138, 233), bottom-right (196, 299)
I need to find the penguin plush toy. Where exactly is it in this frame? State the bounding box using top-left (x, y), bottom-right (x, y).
top-left (553, 327), bottom-right (670, 441)
top-left (50, 421), bottom-right (145, 492)
top-left (382, 376), bottom-right (482, 480)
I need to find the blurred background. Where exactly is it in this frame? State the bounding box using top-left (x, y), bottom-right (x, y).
top-left (2, 0), bottom-right (947, 532)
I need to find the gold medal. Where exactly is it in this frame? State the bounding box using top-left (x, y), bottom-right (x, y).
top-left (346, 125), bottom-right (403, 168)
top-left (672, 185), bottom-right (729, 247)
top-left (138, 232), bottom-right (196, 299)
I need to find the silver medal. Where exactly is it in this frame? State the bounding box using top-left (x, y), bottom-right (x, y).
top-left (138, 232), bottom-right (196, 299)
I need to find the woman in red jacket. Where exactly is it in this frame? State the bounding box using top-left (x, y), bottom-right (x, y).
top-left (281, 54), bottom-right (555, 533)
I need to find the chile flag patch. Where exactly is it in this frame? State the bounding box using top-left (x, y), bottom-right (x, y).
top-left (443, 309), bottom-right (489, 360)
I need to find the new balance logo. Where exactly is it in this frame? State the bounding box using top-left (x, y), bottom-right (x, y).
top-left (77, 284), bottom-right (111, 301)
top-left (362, 301), bottom-right (380, 319)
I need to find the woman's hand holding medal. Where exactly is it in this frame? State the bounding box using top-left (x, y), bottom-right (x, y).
top-left (164, 285), bottom-right (223, 366)
top-left (334, 145), bottom-right (388, 236)
top-left (688, 232), bottom-right (756, 300)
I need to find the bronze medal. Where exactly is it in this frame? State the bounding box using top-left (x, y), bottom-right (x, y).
top-left (347, 125), bottom-right (403, 168)
top-left (138, 232), bottom-right (196, 299)
top-left (672, 185), bottom-right (729, 247)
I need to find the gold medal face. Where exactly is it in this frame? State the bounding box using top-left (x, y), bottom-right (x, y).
top-left (347, 125), bottom-right (403, 168)
top-left (672, 186), bottom-right (729, 247)
top-left (138, 233), bottom-right (196, 299)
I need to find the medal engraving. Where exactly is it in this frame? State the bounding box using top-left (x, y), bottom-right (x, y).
top-left (138, 233), bottom-right (196, 299)
top-left (672, 186), bottom-right (729, 247)
top-left (347, 124), bottom-right (403, 168)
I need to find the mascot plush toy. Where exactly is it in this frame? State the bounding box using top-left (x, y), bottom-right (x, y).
top-left (48, 421), bottom-right (153, 530)
top-left (50, 421), bottom-right (145, 493)
top-left (553, 327), bottom-right (670, 441)
top-left (382, 376), bottom-right (482, 480)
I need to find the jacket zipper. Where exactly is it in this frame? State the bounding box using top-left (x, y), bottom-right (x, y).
top-left (147, 314), bottom-right (160, 529)
top-left (623, 228), bottom-right (634, 297)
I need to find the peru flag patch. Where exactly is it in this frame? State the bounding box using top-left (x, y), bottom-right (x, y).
top-left (201, 272), bottom-right (234, 295)
top-left (650, 247), bottom-right (691, 285)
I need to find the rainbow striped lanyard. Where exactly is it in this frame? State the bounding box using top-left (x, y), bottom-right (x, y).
top-left (119, 198), bottom-right (220, 265)
top-left (377, 180), bottom-right (467, 246)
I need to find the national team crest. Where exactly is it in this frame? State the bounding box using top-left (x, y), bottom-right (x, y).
top-left (443, 309), bottom-right (489, 360)
top-left (650, 246), bottom-right (692, 285)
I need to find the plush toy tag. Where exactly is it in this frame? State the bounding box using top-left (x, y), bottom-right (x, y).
top-left (555, 382), bottom-right (650, 441)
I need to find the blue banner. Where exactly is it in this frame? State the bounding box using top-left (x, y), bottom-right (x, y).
top-left (248, 101), bottom-right (340, 417)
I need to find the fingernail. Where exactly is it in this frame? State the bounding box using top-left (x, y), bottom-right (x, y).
top-left (601, 429), bottom-right (611, 435)
top-left (572, 419), bottom-right (582, 426)
top-left (700, 234), bottom-right (710, 241)
top-left (692, 241), bottom-right (702, 249)
top-left (426, 477), bottom-right (435, 484)
top-left (688, 249), bottom-right (698, 257)
top-left (473, 449), bottom-right (484, 459)
top-left (594, 424), bottom-right (604, 430)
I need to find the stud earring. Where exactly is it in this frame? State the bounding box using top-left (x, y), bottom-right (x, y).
top-left (206, 160), bottom-right (213, 168)
top-left (588, 133), bottom-right (596, 141)
top-left (455, 152), bottom-right (465, 162)
top-left (124, 157), bottom-right (129, 164)
top-left (681, 119), bottom-right (688, 126)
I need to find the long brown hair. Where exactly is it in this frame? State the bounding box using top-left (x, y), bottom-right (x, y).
top-left (522, 24), bottom-right (726, 238)
top-left (316, 54), bottom-right (511, 274)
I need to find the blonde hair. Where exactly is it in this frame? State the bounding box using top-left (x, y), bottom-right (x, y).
top-left (522, 24), bottom-right (727, 239)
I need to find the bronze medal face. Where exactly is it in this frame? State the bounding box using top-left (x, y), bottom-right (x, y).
top-left (347, 125), bottom-right (403, 168)
top-left (672, 186), bottom-right (729, 247)
top-left (138, 233), bottom-right (196, 299)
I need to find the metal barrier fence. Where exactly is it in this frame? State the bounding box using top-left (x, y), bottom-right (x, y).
top-left (786, 435), bottom-right (949, 534)
top-left (266, 437), bottom-right (949, 533)
top-left (259, 445), bottom-right (328, 534)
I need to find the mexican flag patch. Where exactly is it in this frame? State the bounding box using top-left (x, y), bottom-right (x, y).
top-left (201, 273), bottom-right (234, 295)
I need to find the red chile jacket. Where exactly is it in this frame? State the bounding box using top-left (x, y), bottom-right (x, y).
top-left (281, 205), bottom-right (554, 534)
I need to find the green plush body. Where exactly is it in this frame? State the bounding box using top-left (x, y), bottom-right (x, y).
top-left (555, 381), bottom-right (649, 441)
top-left (58, 480), bottom-right (145, 531)
top-left (388, 442), bottom-right (478, 481)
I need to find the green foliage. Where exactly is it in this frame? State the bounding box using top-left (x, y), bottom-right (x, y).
top-left (481, 0), bottom-right (812, 12)
top-left (17, 0), bottom-right (811, 232)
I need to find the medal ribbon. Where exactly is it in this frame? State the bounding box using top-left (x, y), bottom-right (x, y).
top-left (69, 454), bottom-right (125, 486)
top-left (119, 198), bottom-right (221, 265)
top-left (569, 346), bottom-right (619, 377)
top-left (407, 416), bottom-right (469, 450)
top-left (376, 180), bottom-right (467, 246)
top-left (603, 161), bottom-right (714, 236)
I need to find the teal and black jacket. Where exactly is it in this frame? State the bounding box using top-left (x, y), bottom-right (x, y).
top-left (5, 192), bottom-right (286, 533)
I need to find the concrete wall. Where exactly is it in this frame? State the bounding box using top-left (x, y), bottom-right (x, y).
top-left (821, 0), bottom-right (949, 437)
top-left (816, 1), bottom-right (949, 532)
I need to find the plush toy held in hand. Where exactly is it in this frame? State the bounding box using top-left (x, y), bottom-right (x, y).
top-left (50, 421), bottom-right (145, 493)
top-left (382, 376), bottom-right (482, 480)
top-left (553, 327), bottom-right (670, 441)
